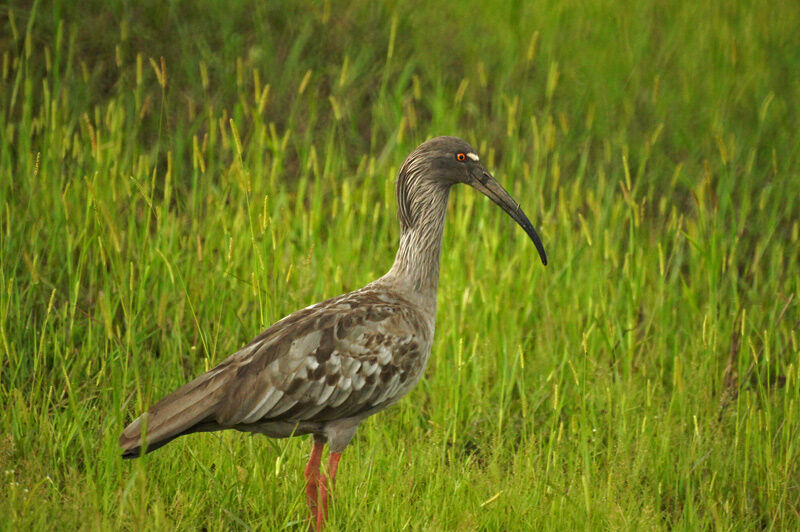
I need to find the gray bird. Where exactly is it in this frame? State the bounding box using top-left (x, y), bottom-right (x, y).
top-left (120, 136), bottom-right (547, 530)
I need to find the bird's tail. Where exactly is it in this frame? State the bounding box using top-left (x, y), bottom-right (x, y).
top-left (120, 369), bottom-right (230, 458)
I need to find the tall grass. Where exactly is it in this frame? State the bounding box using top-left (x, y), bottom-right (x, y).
top-left (1, 0), bottom-right (799, 529)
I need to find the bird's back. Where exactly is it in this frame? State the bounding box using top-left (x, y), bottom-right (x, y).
top-left (120, 285), bottom-right (433, 457)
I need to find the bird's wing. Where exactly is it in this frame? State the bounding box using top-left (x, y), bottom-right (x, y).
top-left (120, 288), bottom-right (430, 456)
top-left (212, 288), bottom-right (431, 426)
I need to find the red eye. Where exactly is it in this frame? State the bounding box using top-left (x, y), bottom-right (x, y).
top-left (456, 153), bottom-right (466, 161)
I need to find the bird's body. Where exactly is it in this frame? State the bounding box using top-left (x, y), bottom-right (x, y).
top-left (120, 284), bottom-right (434, 456)
top-left (120, 136), bottom-right (547, 530)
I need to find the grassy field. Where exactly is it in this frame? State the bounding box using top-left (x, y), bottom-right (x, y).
top-left (2, 0), bottom-right (799, 529)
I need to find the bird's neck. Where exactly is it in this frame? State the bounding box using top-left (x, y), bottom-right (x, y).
top-left (384, 184), bottom-right (451, 309)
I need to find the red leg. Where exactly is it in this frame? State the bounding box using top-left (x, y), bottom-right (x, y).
top-left (305, 438), bottom-right (325, 527)
top-left (328, 452), bottom-right (342, 487)
top-left (317, 451), bottom-right (342, 530)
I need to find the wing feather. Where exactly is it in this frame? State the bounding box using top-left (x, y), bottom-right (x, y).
top-left (266, 394), bottom-right (300, 417)
top-left (241, 387), bottom-right (283, 423)
top-left (316, 384), bottom-right (336, 405)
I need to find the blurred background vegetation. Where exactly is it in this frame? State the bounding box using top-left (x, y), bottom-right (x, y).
top-left (1, 0), bottom-right (799, 529)
top-left (9, 0), bottom-right (798, 181)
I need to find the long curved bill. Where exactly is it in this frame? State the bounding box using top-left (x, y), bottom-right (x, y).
top-left (470, 170), bottom-right (548, 266)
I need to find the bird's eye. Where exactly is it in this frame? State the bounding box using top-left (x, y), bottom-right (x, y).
top-left (456, 153), bottom-right (467, 162)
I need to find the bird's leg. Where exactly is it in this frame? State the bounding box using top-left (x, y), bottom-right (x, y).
top-left (316, 451), bottom-right (342, 530)
top-left (305, 437), bottom-right (325, 526)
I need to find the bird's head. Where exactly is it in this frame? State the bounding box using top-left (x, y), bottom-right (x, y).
top-left (398, 136), bottom-right (548, 266)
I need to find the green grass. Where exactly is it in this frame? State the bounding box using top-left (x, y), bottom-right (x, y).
top-left (2, 0), bottom-right (799, 529)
